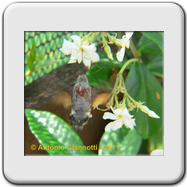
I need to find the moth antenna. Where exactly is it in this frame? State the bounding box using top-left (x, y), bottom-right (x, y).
top-left (87, 66), bottom-right (106, 77)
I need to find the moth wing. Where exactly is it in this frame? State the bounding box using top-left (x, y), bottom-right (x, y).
top-left (83, 87), bottom-right (91, 102)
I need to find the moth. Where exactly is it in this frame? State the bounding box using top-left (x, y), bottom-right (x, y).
top-left (69, 74), bottom-right (92, 130)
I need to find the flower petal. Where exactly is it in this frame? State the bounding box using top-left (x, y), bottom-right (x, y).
top-left (121, 32), bottom-right (133, 47)
top-left (85, 51), bottom-right (100, 62)
top-left (82, 44), bottom-right (96, 52)
top-left (111, 107), bottom-right (122, 116)
top-left (116, 47), bottom-right (125, 62)
top-left (83, 58), bottom-right (91, 69)
top-left (105, 119), bottom-right (123, 131)
top-left (150, 149), bottom-right (163, 156)
top-left (77, 51), bottom-right (83, 63)
top-left (71, 35), bottom-right (81, 47)
top-left (121, 35), bottom-right (128, 46)
top-left (68, 50), bottom-right (77, 63)
top-left (103, 112), bottom-right (118, 120)
top-left (68, 59), bottom-right (76, 64)
top-left (121, 107), bottom-right (133, 118)
top-left (123, 118), bottom-right (136, 129)
top-left (125, 32), bottom-right (134, 40)
top-left (60, 39), bottom-right (74, 55)
top-left (126, 40), bottom-right (130, 49)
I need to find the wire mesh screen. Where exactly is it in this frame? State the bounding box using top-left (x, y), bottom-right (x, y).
top-left (24, 31), bottom-right (88, 86)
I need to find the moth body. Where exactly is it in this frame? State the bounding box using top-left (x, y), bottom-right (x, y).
top-left (70, 74), bottom-right (92, 130)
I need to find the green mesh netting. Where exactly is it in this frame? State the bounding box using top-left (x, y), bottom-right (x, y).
top-left (24, 31), bottom-right (88, 86)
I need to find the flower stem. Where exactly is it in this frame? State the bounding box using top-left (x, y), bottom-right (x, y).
top-left (82, 52), bottom-right (84, 74)
top-left (119, 58), bottom-right (139, 74)
top-left (81, 32), bottom-right (93, 44)
top-left (89, 32), bottom-right (100, 43)
top-left (114, 95), bottom-right (119, 107)
top-left (127, 93), bottom-right (137, 105)
top-left (82, 62), bottom-right (84, 74)
top-left (130, 39), bottom-right (142, 61)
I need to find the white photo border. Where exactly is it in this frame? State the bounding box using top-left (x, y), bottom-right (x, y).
top-left (3, 2), bottom-right (185, 184)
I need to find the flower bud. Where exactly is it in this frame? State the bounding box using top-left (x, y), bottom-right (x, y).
top-left (140, 105), bottom-right (150, 114)
top-left (104, 44), bottom-right (113, 60)
top-left (107, 34), bottom-right (116, 43)
top-left (140, 105), bottom-right (160, 118)
top-left (127, 98), bottom-right (135, 111)
top-left (148, 111), bottom-right (160, 118)
top-left (114, 39), bottom-right (122, 47)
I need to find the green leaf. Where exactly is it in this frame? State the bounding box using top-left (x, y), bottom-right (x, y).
top-left (28, 40), bottom-right (36, 69)
top-left (33, 59), bottom-right (60, 72)
top-left (97, 51), bottom-right (108, 59)
top-left (87, 59), bottom-right (126, 91)
top-left (99, 126), bottom-right (142, 155)
top-left (137, 35), bottom-right (162, 55)
top-left (146, 56), bottom-right (163, 77)
top-left (35, 54), bottom-right (44, 63)
top-left (25, 109), bottom-right (95, 155)
top-left (141, 32), bottom-right (163, 53)
top-left (125, 63), bottom-right (163, 139)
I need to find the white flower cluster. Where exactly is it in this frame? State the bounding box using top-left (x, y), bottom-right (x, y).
top-left (60, 32), bottom-right (134, 69)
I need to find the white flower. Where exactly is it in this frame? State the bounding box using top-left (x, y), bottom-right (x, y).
top-left (150, 149), bottom-right (163, 156)
top-left (60, 35), bottom-right (100, 69)
top-left (103, 107), bottom-right (136, 131)
top-left (116, 32), bottom-right (134, 62)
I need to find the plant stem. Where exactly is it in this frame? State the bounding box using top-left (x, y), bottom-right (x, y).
top-left (89, 32), bottom-right (100, 43)
top-left (119, 58), bottom-right (139, 74)
top-left (82, 62), bottom-right (84, 74)
top-left (114, 95), bottom-right (119, 107)
top-left (127, 93), bottom-right (137, 105)
top-left (82, 52), bottom-right (84, 74)
top-left (130, 39), bottom-right (141, 61)
top-left (81, 32), bottom-right (93, 43)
